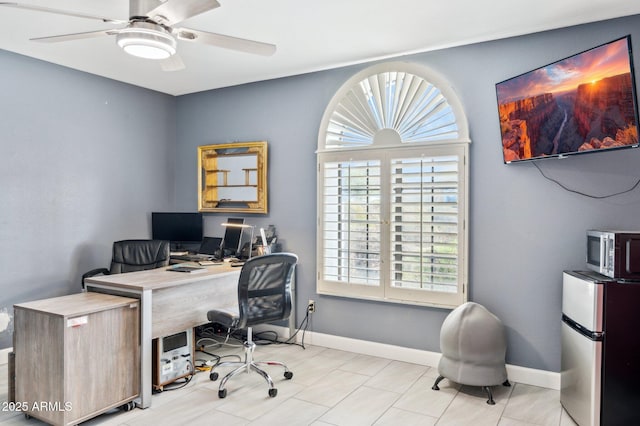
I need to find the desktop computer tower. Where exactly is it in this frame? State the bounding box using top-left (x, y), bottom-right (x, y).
top-left (152, 329), bottom-right (195, 391)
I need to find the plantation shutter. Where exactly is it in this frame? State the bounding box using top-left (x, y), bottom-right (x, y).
top-left (317, 62), bottom-right (469, 307)
top-left (385, 146), bottom-right (465, 306)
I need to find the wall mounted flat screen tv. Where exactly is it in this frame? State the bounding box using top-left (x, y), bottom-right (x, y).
top-left (496, 35), bottom-right (639, 163)
top-left (151, 212), bottom-right (203, 247)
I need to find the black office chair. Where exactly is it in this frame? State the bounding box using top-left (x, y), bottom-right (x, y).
top-left (81, 239), bottom-right (171, 289)
top-left (207, 253), bottom-right (298, 398)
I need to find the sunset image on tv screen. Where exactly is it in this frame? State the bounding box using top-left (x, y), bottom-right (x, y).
top-left (496, 36), bottom-right (639, 163)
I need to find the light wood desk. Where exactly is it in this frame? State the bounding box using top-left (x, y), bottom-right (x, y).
top-left (84, 264), bottom-right (241, 408)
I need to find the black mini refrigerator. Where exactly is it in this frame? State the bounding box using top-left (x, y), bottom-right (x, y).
top-left (561, 270), bottom-right (640, 425)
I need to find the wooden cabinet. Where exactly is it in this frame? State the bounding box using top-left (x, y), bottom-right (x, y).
top-left (14, 293), bottom-right (140, 426)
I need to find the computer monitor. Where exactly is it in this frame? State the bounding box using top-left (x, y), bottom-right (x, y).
top-left (151, 212), bottom-right (203, 249)
top-left (198, 237), bottom-right (222, 256)
top-left (221, 218), bottom-right (244, 257)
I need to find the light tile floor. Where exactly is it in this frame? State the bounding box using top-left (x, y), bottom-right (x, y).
top-left (1, 340), bottom-right (577, 426)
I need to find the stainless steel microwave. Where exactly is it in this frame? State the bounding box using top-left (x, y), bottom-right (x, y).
top-left (586, 230), bottom-right (640, 281)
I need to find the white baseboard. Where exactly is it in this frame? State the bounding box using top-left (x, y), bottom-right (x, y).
top-left (505, 363), bottom-right (560, 390)
top-left (0, 347), bottom-right (12, 365)
top-left (257, 325), bottom-right (560, 391)
top-left (0, 327), bottom-right (560, 390)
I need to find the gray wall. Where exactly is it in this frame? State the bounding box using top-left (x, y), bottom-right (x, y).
top-left (175, 14), bottom-right (640, 372)
top-left (2, 14), bottom-right (639, 372)
top-left (0, 51), bottom-right (176, 348)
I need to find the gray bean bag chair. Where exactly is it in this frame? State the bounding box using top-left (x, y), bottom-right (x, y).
top-left (431, 302), bottom-right (510, 404)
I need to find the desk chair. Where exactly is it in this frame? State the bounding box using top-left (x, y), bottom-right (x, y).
top-left (81, 239), bottom-right (170, 289)
top-left (207, 253), bottom-right (298, 398)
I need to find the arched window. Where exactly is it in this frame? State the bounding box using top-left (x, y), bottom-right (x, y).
top-left (317, 62), bottom-right (470, 308)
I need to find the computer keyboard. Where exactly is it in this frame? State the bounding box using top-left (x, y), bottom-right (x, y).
top-left (171, 254), bottom-right (214, 262)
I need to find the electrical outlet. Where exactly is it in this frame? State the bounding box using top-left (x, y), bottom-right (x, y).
top-left (307, 299), bottom-right (316, 313)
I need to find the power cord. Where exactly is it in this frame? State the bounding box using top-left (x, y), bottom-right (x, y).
top-left (195, 304), bottom-right (312, 353)
top-left (204, 354), bottom-right (243, 370)
top-left (249, 306), bottom-right (311, 349)
top-left (196, 325), bottom-right (244, 349)
top-left (284, 306), bottom-right (311, 349)
top-left (533, 161), bottom-right (640, 198)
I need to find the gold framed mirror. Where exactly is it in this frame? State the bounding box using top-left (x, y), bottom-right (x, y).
top-left (198, 141), bottom-right (268, 213)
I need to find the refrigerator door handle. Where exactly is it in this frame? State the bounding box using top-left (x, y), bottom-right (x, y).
top-left (562, 314), bottom-right (604, 341)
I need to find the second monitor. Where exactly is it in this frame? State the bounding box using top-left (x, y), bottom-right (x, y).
top-left (221, 218), bottom-right (244, 257)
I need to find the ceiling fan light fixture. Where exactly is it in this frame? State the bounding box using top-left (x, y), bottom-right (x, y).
top-left (116, 22), bottom-right (176, 60)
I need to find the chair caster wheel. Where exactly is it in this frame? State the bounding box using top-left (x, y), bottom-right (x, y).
top-left (120, 401), bottom-right (135, 411)
top-left (268, 388), bottom-right (278, 397)
top-left (284, 371), bottom-right (293, 380)
top-left (218, 388), bottom-right (227, 398)
top-left (210, 372), bottom-right (219, 381)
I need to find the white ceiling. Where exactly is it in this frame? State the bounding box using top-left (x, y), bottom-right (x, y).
top-left (1, 0), bottom-right (639, 96)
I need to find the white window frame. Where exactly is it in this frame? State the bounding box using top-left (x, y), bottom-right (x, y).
top-left (317, 62), bottom-right (470, 309)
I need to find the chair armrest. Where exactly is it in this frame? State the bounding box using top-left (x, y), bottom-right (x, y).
top-left (81, 268), bottom-right (110, 289)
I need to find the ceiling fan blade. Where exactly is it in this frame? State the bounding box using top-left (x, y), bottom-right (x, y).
top-left (161, 53), bottom-right (186, 72)
top-left (0, 2), bottom-right (125, 23)
top-left (176, 28), bottom-right (276, 56)
top-left (31, 29), bottom-right (119, 44)
top-left (145, 0), bottom-right (220, 26)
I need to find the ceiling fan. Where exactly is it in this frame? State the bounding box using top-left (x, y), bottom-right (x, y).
top-left (0, 0), bottom-right (276, 71)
